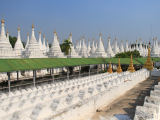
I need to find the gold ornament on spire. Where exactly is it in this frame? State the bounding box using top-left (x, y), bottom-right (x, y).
top-left (115, 38), bottom-right (117, 40)
top-left (70, 31), bottom-right (72, 36)
top-left (18, 24), bottom-right (20, 31)
top-left (93, 38), bottom-right (94, 40)
top-left (116, 58), bottom-right (123, 73)
top-left (43, 34), bottom-right (45, 37)
top-left (126, 39), bottom-right (127, 41)
top-left (32, 20), bottom-right (34, 28)
top-left (47, 39), bottom-right (48, 42)
top-left (7, 28), bottom-right (9, 33)
top-left (80, 37), bottom-right (81, 40)
top-left (83, 34), bottom-right (84, 39)
top-left (100, 30), bottom-right (101, 36)
top-left (54, 27), bottom-right (56, 33)
top-left (39, 28), bottom-right (41, 34)
top-left (27, 32), bottom-right (29, 36)
top-left (140, 38), bottom-right (141, 41)
top-left (108, 34), bottom-right (110, 39)
top-left (1, 14), bottom-right (4, 23)
top-left (143, 46), bottom-right (153, 73)
top-left (127, 54), bottom-right (135, 73)
top-left (107, 60), bottom-right (113, 73)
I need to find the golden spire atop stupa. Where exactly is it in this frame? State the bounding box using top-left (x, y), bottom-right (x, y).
top-left (70, 30), bottom-right (72, 36)
top-left (93, 37), bottom-right (94, 40)
top-left (7, 28), bottom-right (9, 33)
top-left (43, 34), bottom-right (45, 37)
top-left (1, 14), bottom-right (4, 23)
top-left (107, 60), bottom-right (113, 73)
top-left (143, 46), bottom-right (153, 72)
top-left (126, 39), bottom-right (127, 41)
top-left (54, 27), bottom-right (56, 33)
top-left (140, 38), bottom-right (141, 41)
top-left (100, 30), bottom-right (101, 36)
top-left (18, 24), bottom-right (20, 31)
top-left (39, 28), bottom-right (41, 34)
top-left (80, 37), bottom-right (81, 40)
top-left (32, 20), bottom-right (34, 28)
top-left (127, 54), bottom-right (135, 73)
top-left (83, 34), bottom-right (84, 39)
top-left (27, 31), bottom-right (29, 36)
top-left (108, 34), bottom-right (110, 39)
top-left (116, 58), bottom-right (123, 73)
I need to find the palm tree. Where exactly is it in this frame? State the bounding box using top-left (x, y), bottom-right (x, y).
top-left (62, 39), bottom-right (73, 56)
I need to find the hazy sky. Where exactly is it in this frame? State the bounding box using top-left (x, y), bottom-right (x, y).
top-left (0, 0), bottom-right (160, 47)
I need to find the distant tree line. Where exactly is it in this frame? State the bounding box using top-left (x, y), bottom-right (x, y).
top-left (114, 50), bottom-right (143, 58)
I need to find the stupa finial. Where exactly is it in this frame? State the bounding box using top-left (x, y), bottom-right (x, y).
top-left (143, 46), bottom-right (153, 72)
top-left (107, 60), bottom-right (113, 73)
top-left (127, 54), bottom-right (135, 73)
top-left (116, 58), bottom-right (123, 73)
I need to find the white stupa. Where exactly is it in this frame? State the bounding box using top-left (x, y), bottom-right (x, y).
top-left (129, 43), bottom-right (132, 51)
top-left (47, 30), bottom-right (65, 58)
top-left (90, 38), bottom-right (96, 54)
top-left (124, 39), bottom-right (129, 52)
top-left (46, 39), bottom-right (49, 52)
top-left (119, 40), bottom-right (124, 53)
top-left (113, 38), bottom-right (119, 54)
top-left (0, 17), bottom-right (12, 51)
top-left (25, 32), bottom-right (29, 49)
top-left (150, 38), bottom-right (159, 57)
top-left (90, 32), bottom-right (108, 58)
top-left (6, 29), bottom-right (12, 49)
top-left (68, 32), bottom-right (81, 58)
top-left (23, 22), bottom-right (47, 58)
top-left (87, 39), bottom-right (91, 53)
top-left (138, 38), bottom-right (143, 56)
top-left (95, 40), bottom-right (97, 49)
top-left (42, 35), bottom-right (47, 52)
top-left (14, 26), bottom-right (24, 52)
top-left (78, 35), bottom-right (89, 58)
top-left (105, 36), bottom-right (115, 57)
top-left (135, 40), bottom-right (139, 51)
top-left (37, 30), bottom-right (43, 51)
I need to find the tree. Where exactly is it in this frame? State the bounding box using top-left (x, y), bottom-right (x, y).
top-left (114, 50), bottom-right (142, 58)
top-left (61, 39), bottom-right (73, 56)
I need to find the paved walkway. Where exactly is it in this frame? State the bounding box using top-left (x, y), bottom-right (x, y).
top-left (86, 76), bottom-right (159, 120)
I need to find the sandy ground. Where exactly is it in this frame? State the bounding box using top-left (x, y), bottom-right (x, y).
top-left (85, 76), bottom-right (159, 120)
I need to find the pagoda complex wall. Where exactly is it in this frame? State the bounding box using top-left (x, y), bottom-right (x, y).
top-left (0, 68), bottom-right (149, 120)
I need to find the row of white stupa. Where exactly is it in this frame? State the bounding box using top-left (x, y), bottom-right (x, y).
top-left (0, 18), bottom-right (159, 59)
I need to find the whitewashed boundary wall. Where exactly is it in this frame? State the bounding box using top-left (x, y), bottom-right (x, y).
top-left (151, 68), bottom-right (160, 76)
top-left (134, 81), bottom-right (160, 120)
top-left (0, 69), bottom-right (149, 120)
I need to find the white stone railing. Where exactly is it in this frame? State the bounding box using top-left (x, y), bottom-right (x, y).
top-left (134, 82), bottom-right (160, 120)
top-left (0, 69), bottom-right (149, 120)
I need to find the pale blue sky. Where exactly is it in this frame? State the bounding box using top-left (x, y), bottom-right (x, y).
top-left (0, 0), bottom-right (160, 47)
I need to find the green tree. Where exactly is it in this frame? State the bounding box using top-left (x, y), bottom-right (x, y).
top-left (61, 39), bottom-right (73, 56)
top-left (114, 50), bottom-right (142, 58)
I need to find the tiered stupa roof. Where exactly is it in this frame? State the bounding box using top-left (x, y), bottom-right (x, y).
top-left (78, 35), bottom-right (89, 58)
top-left (14, 26), bottom-right (24, 51)
top-left (143, 46), bottom-right (153, 71)
top-left (116, 58), bottom-right (123, 73)
top-left (0, 17), bottom-right (12, 51)
top-left (68, 32), bottom-right (81, 58)
top-left (47, 29), bottom-right (65, 58)
top-left (23, 22), bottom-right (47, 58)
top-left (105, 36), bottom-right (115, 57)
top-left (127, 54), bottom-right (135, 73)
top-left (107, 60), bottom-right (113, 73)
top-left (90, 32), bottom-right (108, 58)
